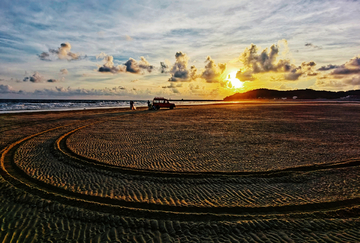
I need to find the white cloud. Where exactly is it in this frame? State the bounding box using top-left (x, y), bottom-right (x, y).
top-left (39, 43), bottom-right (85, 61)
top-left (97, 54), bottom-right (154, 74)
top-left (200, 56), bottom-right (226, 83)
top-left (0, 84), bottom-right (16, 93)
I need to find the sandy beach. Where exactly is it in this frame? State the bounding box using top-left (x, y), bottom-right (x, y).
top-left (1, 102), bottom-right (360, 242)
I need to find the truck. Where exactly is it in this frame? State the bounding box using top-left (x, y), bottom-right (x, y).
top-left (153, 97), bottom-right (176, 110)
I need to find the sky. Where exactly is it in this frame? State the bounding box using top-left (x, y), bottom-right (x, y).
top-left (0, 0), bottom-right (360, 100)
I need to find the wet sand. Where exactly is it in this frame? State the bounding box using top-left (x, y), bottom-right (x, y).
top-left (1, 102), bottom-right (360, 242)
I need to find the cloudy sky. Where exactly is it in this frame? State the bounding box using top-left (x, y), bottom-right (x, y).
top-left (1, 0), bottom-right (360, 99)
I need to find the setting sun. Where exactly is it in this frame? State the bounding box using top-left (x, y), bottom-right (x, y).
top-left (227, 71), bottom-right (244, 89)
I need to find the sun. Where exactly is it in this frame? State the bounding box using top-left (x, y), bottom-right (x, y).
top-left (226, 71), bottom-right (243, 89)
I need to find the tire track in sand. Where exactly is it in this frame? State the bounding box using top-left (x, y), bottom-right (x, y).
top-left (58, 123), bottom-right (360, 178)
top-left (1, 116), bottom-right (360, 221)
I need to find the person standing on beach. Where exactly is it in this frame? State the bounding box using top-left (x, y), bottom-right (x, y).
top-left (130, 101), bottom-right (136, 110)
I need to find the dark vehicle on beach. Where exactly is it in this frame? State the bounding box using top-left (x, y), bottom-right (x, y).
top-left (153, 97), bottom-right (175, 110)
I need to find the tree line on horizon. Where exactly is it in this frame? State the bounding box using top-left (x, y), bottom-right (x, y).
top-left (223, 89), bottom-right (360, 101)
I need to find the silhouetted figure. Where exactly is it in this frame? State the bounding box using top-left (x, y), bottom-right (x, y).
top-left (130, 101), bottom-right (136, 110)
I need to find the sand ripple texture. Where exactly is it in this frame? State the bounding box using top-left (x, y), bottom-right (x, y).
top-left (68, 103), bottom-right (360, 172)
top-left (1, 103), bottom-right (360, 242)
top-left (13, 128), bottom-right (360, 208)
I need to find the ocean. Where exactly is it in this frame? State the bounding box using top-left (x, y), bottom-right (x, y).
top-left (0, 99), bottom-right (222, 114)
top-left (0, 99), bottom-right (149, 113)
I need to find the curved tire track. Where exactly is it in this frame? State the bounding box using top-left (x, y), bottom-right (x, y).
top-left (1, 112), bottom-right (360, 221)
top-left (58, 124), bottom-right (360, 178)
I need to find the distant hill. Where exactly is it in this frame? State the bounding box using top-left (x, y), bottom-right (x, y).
top-left (223, 89), bottom-right (360, 101)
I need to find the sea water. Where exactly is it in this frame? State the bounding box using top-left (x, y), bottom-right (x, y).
top-left (0, 99), bottom-right (148, 113)
top-left (0, 99), bottom-right (223, 114)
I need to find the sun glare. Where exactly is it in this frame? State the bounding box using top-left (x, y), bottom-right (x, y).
top-left (227, 71), bottom-right (243, 89)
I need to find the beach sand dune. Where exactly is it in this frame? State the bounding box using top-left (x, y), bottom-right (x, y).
top-left (1, 103), bottom-right (360, 242)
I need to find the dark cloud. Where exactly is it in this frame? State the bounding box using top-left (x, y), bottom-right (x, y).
top-left (320, 56), bottom-right (360, 77)
top-left (98, 66), bottom-right (114, 72)
top-left (305, 43), bottom-right (322, 49)
top-left (317, 64), bottom-right (340, 71)
top-left (284, 62), bottom-right (317, 81)
top-left (23, 72), bottom-right (43, 83)
top-left (162, 82), bottom-right (181, 93)
top-left (241, 43), bottom-right (283, 73)
top-left (138, 57), bottom-right (154, 73)
top-left (283, 67), bottom-right (303, 80)
top-left (98, 55), bottom-right (126, 73)
top-left (23, 72), bottom-right (62, 83)
top-left (328, 57), bottom-right (360, 75)
top-left (200, 56), bottom-right (226, 83)
top-left (97, 54), bottom-right (153, 74)
top-left (124, 57), bottom-right (154, 74)
top-left (38, 42), bottom-right (86, 61)
top-left (160, 62), bottom-right (169, 73)
top-left (238, 42), bottom-right (317, 81)
top-left (111, 86), bottom-right (126, 91)
top-left (168, 52), bottom-right (197, 82)
top-left (315, 56), bottom-right (360, 88)
top-left (124, 58), bottom-right (141, 73)
top-left (38, 52), bottom-right (50, 61)
top-left (237, 43), bottom-right (286, 81)
top-left (331, 67), bottom-right (360, 75)
top-left (348, 56), bottom-right (360, 67)
top-left (162, 83), bottom-right (182, 88)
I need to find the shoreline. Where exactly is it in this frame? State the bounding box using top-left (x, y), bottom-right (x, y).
top-left (1, 99), bottom-right (360, 115)
top-left (0, 99), bottom-right (360, 116)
